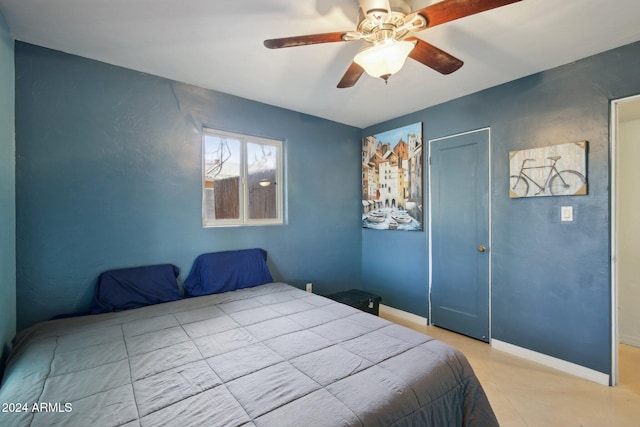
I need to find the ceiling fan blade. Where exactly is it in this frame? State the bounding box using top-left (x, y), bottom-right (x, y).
top-left (337, 62), bottom-right (365, 88)
top-left (407, 37), bottom-right (463, 75)
top-left (264, 32), bottom-right (349, 49)
top-left (414, 0), bottom-right (522, 30)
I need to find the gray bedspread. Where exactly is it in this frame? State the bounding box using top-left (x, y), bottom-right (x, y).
top-left (0, 283), bottom-right (498, 426)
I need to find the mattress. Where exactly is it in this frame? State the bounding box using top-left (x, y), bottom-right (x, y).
top-left (0, 282), bottom-right (498, 426)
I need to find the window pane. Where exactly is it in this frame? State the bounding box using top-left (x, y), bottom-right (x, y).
top-left (204, 135), bottom-right (240, 221)
top-left (202, 129), bottom-right (283, 227)
top-left (247, 142), bottom-right (278, 220)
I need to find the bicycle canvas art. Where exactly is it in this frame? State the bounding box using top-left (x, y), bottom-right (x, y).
top-left (509, 141), bottom-right (588, 198)
top-left (362, 122), bottom-right (423, 231)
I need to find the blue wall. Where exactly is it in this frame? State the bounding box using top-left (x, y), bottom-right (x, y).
top-left (363, 41), bottom-right (640, 375)
top-left (0, 12), bottom-right (16, 379)
top-left (13, 34), bottom-right (640, 377)
top-left (15, 43), bottom-right (362, 330)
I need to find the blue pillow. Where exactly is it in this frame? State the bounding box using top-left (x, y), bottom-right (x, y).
top-left (183, 248), bottom-right (273, 297)
top-left (90, 264), bottom-right (182, 314)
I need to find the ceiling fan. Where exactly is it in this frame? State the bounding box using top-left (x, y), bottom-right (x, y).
top-left (264, 0), bottom-right (522, 88)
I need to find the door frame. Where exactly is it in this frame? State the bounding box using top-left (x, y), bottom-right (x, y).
top-left (427, 127), bottom-right (492, 339)
top-left (610, 93), bottom-right (640, 387)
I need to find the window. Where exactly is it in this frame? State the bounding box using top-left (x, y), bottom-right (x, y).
top-left (202, 128), bottom-right (283, 226)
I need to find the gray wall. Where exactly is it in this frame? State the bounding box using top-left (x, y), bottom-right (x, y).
top-left (0, 12), bottom-right (16, 380)
top-left (15, 43), bottom-right (363, 330)
top-left (363, 41), bottom-right (640, 376)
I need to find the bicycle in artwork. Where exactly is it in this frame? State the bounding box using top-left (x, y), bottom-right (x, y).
top-left (510, 156), bottom-right (586, 197)
top-left (509, 141), bottom-right (588, 198)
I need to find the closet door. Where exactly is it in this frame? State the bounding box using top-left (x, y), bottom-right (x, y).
top-left (430, 129), bottom-right (490, 341)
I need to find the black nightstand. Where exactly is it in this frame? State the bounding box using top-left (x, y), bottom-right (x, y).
top-left (325, 289), bottom-right (382, 316)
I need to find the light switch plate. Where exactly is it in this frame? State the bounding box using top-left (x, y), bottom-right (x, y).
top-left (561, 206), bottom-right (573, 222)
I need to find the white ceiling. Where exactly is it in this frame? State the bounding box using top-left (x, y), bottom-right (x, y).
top-left (1, 0), bottom-right (640, 128)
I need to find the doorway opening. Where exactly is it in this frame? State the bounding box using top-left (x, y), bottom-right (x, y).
top-left (611, 94), bottom-right (640, 386)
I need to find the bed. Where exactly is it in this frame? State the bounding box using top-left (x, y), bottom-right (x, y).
top-left (0, 251), bottom-right (498, 426)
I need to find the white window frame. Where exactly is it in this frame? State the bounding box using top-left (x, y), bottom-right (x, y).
top-left (202, 128), bottom-right (284, 227)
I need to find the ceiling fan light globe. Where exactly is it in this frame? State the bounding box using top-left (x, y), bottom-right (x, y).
top-left (354, 40), bottom-right (414, 79)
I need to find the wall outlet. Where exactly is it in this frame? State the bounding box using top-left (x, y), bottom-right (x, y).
top-left (306, 283), bottom-right (312, 293)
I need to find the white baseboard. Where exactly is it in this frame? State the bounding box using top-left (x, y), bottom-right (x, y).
top-left (620, 334), bottom-right (640, 348)
top-left (379, 304), bottom-right (428, 327)
top-left (378, 305), bottom-right (610, 386)
top-left (491, 339), bottom-right (610, 386)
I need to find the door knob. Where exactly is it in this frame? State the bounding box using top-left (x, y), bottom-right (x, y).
top-left (477, 245), bottom-right (487, 253)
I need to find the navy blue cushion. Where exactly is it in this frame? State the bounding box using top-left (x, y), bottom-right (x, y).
top-left (90, 264), bottom-right (182, 314)
top-left (183, 248), bottom-right (273, 297)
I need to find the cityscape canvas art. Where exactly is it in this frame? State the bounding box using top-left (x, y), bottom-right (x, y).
top-left (362, 122), bottom-right (423, 231)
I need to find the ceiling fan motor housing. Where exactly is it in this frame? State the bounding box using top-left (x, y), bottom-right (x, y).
top-left (358, 0), bottom-right (412, 17)
top-left (356, 0), bottom-right (418, 43)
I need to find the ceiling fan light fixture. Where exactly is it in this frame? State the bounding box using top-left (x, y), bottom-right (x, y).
top-left (354, 40), bottom-right (414, 81)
